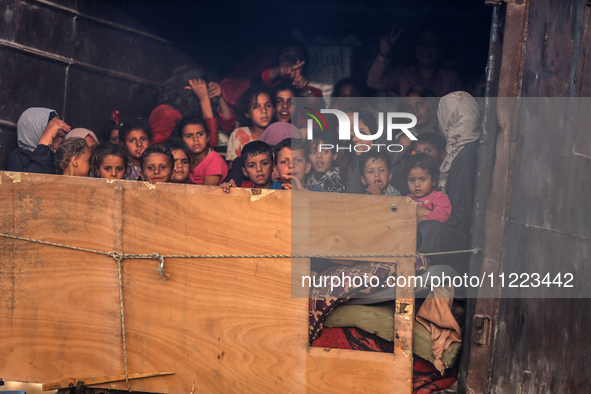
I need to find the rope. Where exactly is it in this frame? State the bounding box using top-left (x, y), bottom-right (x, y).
top-left (0, 231), bottom-right (480, 391)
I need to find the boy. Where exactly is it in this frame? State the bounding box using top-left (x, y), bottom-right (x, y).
top-left (412, 132), bottom-right (446, 165)
top-left (359, 150), bottom-right (400, 196)
top-left (222, 140), bottom-right (282, 191)
top-left (140, 145), bottom-right (173, 184)
top-left (119, 118), bottom-right (151, 180)
top-left (275, 138), bottom-right (324, 192)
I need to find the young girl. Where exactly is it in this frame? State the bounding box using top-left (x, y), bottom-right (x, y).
top-left (54, 138), bottom-right (91, 177)
top-left (405, 153), bottom-right (452, 275)
top-left (226, 85), bottom-right (275, 163)
top-left (177, 114), bottom-right (228, 185)
top-left (106, 110), bottom-right (122, 144)
top-left (91, 143), bottom-right (128, 180)
top-left (405, 153), bottom-right (451, 223)
top-left (307, 130), bottom-right (345, 193)
top-left (119, 118), bottom-right (151, 180)
top-left (274, 83), bottom-right (297, 123)
top-left (164, 140), bottom-right (192, 183)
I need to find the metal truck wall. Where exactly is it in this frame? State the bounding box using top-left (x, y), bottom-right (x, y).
top-left (465, 0), bottom-right (591, 392)
top-left (0, 0), bottom-right (195, 168)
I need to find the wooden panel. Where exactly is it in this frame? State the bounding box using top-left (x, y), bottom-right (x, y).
top-left (0, 172), bottom-right (415, 393)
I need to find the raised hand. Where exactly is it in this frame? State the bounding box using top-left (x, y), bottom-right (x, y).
top-left (379, 24), bottom-right (403, 57)
top-left (38, 117), bottom-right (71, 148)
top-left (185, 78), bottom-right (209, 101)
top-left (207, 81), bottom-right (222, 99)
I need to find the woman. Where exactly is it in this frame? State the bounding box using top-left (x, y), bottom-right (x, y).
top-left (417, 91), bottom-right (480, 275)
top-left (4, 107), bottom-right (71, 174)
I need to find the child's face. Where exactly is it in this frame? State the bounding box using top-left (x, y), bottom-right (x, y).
top-left (275, 90), bottom-right (294, 123)
top-left (242, 152), bottom-right (273, 188)
top-left (124, 129), bottom-right (149, 160)
top-left (407, 167), bottom-right (435, 198)
top-left (98, 154), bottom-right (126, 179)
top-left (278, 45), bottom-right (305, 67)
top-left (73, 148), bottom-right (92, 177)
top-left (141, 153), bottom-right (172, 184)
top-left (182, 124), bottom-right (209, 155)
top-left (309, 141), bottom-right (336, 174)
top-left (348, 114), bottom-right (372, 156)
top-left (109, 129), bottom-right (119, 144)
top-left (246, 93), bottom-right (274, 129)
top-left (361, 158), bottom-right (392, 191)
top-left (414, 142), bottom-right (443, 164)
top-left (171, 149), bottom-right (190, 183)
top-left (277, 147), bottom-right (311, 184)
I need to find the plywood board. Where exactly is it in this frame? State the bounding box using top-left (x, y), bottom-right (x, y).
top-left (0, 172), bottom-right (415, 393)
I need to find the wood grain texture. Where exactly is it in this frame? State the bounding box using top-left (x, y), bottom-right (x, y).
top-left (0, 172), bottom-right (415, 393)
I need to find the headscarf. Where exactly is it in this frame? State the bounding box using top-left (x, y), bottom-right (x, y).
top-left (437, 91), bottom-right (481, 192)
top-left (258, 122), bottom-right (303, 146)
top-left (16, 107), bottom-right (57, 152)
top-left (148, 104), bottom-right (183, 145)
top-left (64, 128), bottom-right (99, 144)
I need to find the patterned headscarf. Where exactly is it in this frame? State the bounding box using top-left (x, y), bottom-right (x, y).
top-left (437, 91), bottom-right (481, 192)
top-left (16, 107), bottom-right (57, 152)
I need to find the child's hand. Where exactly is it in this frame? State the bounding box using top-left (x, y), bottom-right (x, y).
top-left (282, 182), bottom-right (292, 190)
top-left (38, 117), bottom-right (71, 147)
top-left (366, 181), bottom-right (383, 195)
top-left (418, 215), bottom-right (428, 223)
top-left (220, 179), bottom-right (236, 193)
top-left (186, 78), bottom-right (209, 101)
top-left (292, 73), bottom-right (309, 91)
top-left (291, 177), bottom-right (305, 191)
top-left (207, 81), bottom-right (222, 99)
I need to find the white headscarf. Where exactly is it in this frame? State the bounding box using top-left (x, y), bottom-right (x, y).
top-left (16, 108), bottom-right (57, 152)
top-left (437, 91), bottom-right (480, 192)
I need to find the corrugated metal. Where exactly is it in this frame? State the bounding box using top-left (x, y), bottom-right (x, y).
top-left (0, 0), bottom-right (197, 167)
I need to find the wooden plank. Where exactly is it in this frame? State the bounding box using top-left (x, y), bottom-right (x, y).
top-left (0, 172), bottom-right (416, 393)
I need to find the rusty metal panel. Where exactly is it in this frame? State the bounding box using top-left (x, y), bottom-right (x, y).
top-left (73, 17), bottom-right (193, 84)
top-left (479, 0), bottom-right (591, 392)
top-left (64, 66), bottom-right (159, 140)
top-left (0, 46), bottom-right (67, 122)
top-left (0, 0), bottom-right (76, 58)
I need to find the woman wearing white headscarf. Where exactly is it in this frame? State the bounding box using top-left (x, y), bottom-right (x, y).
top-left (5, 107), bottom-right (71, 174)
top-left (416, 91), bottom-right (480, 276)
top-left (437, 91), bottom-right (481, 235)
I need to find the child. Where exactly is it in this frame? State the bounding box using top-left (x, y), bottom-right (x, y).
top-left (119, 118), bottom-right (151, 180)
top-left (405, 153), bottom-right (451, 223)
top-left (274, 83), bottom-right (297, 123)
top-left (411, 132), bottom-right (446, 165)
top-left (226, 85), bottom-right (275, 163)
top-left (92, 143), bottom-right (128, 180)
top-left (307, 130), bottom-right (345, 193)
top-left (106, 110), bottom-right (122, 144)
top-left (177, 114), bottom-right (228, 185)
top-left (140, 145), bottom-right (173, 184)
top-left (275, 138), bottom-right (324, 192)
top-left (164, 140), bottom-right (192, 184)
top-left (240, 140), bottom-right (282, 190)
top-left (359, 150), bottom-right (400, 196)
top-left (54, 138), bottom-right (91, 177)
